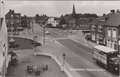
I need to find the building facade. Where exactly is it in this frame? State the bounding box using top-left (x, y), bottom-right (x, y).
top-left (0, 3), bottom-right (10, 75)
top-left (65, 5), bottom-right (98, 30)
top-left (76, 18), bottom-right (90, 30)
top-left (21, 15), bottom-right (30, 28)
top-left (47, 17), bottom-right (59, 27)
top-left (96, 17), bottom-right (106, 45)
top-left (105, 10), bottom-right (120, 50)
top-left (5, 9), bottom-right (21, 34)
top-left (90, 16), bottom-right (106, 45)
top-left (90, 10), bottom-right (120, 50)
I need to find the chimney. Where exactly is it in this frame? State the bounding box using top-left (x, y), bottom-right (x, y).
top-left (103, 13), bottom-right (106, 16)
top-left (111, 10), bottom-right (115, 13)
top-left (9, 9), bottom-right (12, 12)
top-left (116, 9), bottom-right (120, 13)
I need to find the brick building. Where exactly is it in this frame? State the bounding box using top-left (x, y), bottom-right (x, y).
top-left (90, 10), bottom-right (120, 50)
top-left (90, 16), bottom-right (106, 45)
top-left (64, 5), bottom-right (98, 30)
top-left (5, 9), bottom-right (21, 34)
top-left (105, 10), bottom-right (120, 50)
top-left (21, 15), bottom-right (30, 28)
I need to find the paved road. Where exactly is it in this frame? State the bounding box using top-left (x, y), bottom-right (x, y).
top-left (47, 28), bottom-right (77, 38)
top-left (47, 28), bottom-right (64, 38)
top-left (57, 39), bottom-right (117, 77)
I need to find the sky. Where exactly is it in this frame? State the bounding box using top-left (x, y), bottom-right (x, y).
top-left (3, 1), bottom-right (120, 17)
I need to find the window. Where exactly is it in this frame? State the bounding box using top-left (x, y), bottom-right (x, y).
top-left (99, 35), bottom-right (103, 39)
top-left (11, 15), bottom-right (14, 18)
top-left (91, 25), bottom-right (95, 31)
top-left (107, 39), bottom-right (111, 48)
top-left (98, 26), bottom-right (102, 32)
top-left (16, 15), bottom-right (19, 18)
top-left (114, 43), bottom-right (117, 50)
top-left (108, 28), bottom-right (111, 37)
top-left (100, 18), bottom-right (105, 21)
top-left (112, 28), bottom-right (116, 38)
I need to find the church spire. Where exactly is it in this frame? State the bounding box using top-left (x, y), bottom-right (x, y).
top-left (72, 4), bottom-right (76, 17)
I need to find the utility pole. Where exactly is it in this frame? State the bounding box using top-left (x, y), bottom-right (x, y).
top-left (32, 21), bottom-right (33, 33)
top-left (43, 25), bottom-right (45, 45)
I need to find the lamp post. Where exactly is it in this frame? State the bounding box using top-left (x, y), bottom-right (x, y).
top-left (10, 14), bottom-right (14, 37)
top-left (42, 17), bottom-right (48, 45)
top-left (62, 53), bottom-right (66, 67)
top-left (42, 24), bottom-right (45, 45)
top-left (32, 21), bottom-right (33, 33)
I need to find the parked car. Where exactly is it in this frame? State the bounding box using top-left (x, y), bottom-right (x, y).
top-left (45, 30), bottom-right (50, 34)
top-left (85, 34), bottom-right (91, 40)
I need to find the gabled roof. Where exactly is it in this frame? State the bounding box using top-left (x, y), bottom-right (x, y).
top-left (96, 21), bottom-right (105, 26)
top-left (5, 10), bottom-right (21, 19)
top-left (105, 13), bottom-right (120, 26)
top-left (76, 18), bottom-right (89, 25)
top-left (88, 17), bottom-right (98, 25)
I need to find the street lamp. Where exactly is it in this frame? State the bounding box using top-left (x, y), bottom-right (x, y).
top-left (62, 53), bottom-right (66, 67)
top-left (10, 14), bottom-right (14, 37)
top-left (42, 24), bottom-right (45, 45)
top-left (32, 21), bottom-right (33, 33)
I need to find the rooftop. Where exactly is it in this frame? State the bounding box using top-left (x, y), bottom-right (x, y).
top-left (105, 13), bottom-right (120, 26)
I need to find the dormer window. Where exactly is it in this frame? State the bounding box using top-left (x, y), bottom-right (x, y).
top-left (11, 15), bottom-right (14, 18)
top-left (100, 18), bottom-right (105, 21)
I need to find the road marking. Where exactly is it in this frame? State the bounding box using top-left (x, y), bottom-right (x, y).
top-left (53, 39), bottom-right (65, 47)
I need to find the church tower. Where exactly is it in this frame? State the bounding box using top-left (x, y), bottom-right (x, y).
top-left (72, 4), bottom-right (76, 18)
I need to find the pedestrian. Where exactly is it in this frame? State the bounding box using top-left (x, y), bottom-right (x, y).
top-left (35, 69), bottom-right (40, 76)
top-left (46, 64), bottom-right (48, 70)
